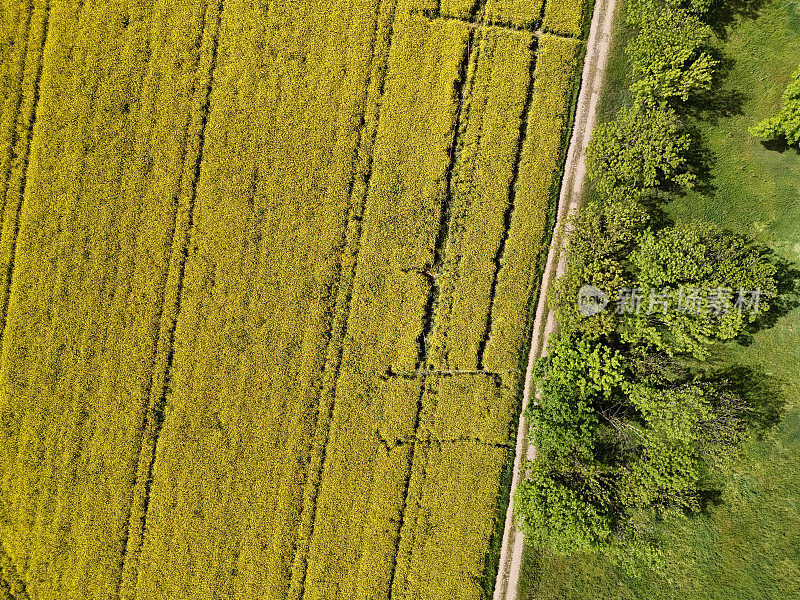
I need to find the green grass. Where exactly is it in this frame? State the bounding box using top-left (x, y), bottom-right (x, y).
top-left (519, 0), bottom-right (800, 598)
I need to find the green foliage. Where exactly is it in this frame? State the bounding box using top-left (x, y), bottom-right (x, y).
top-left (551, 194), bottom-right (650, 336)
top-left (521, 0), bottom-right (786, 572)
top-left (627, 0), bottom-right (714, 16)
top-left (516, 462), bottom-right (613, 554)
top-left (623, 223), bottom-right (778, 357)
top-left (526, 0), bottom-right (800, 596)
top-left (749, 64), bottom-right (800, 146)
top-left (530, 334), bottom-right (625, 459)
top-left (518, 332), bottom-right (752, 559)
top-left (553, 207), bottom-right (778, 355)
top-left (586, 104), bottom-right (695, 197)
top-left (626, 8), bottom-right (718, 103)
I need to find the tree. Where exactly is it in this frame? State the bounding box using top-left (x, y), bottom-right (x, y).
top-left (529, 333), bottom-right (626, 458)
top-left (518, 333), bottom-right (750, 560)
top-left (586, 104), bottom-right (695, 198)
top-left (627, 0), bottom-right (714, 17)
top-left (626, 8), bottom-right (718, 104)
top-left (624, 222), bottom-right (778, 357)
top-left (551, 194), bottom-right (649, 336)
top-left (515, 462), bottom-right (613, 554)
top-left (620, 382), bottom-right (744, 509)
top-left (750, 65), bottom-right (800, 146)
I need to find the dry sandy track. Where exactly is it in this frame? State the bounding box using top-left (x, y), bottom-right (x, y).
top-left (492, 0), bottom-right (620, 598)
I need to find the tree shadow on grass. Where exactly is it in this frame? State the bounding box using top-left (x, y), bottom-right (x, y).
top-left (760, 137), bottom-right (800, 155)
top-left (680, 53), bottom-right (749, 125)
top-left (697, 488), bottom-right (724, 514)
top-left (708, 364), bottom-right (787, 436)
top-left (738, 254), bottom-right (800, 342)
top-left (670, 54), bottom-right (749, 198)
top-left (684, 124), bottom-right (718, 197)
top-left (706, 0), bottom-right (768, 40)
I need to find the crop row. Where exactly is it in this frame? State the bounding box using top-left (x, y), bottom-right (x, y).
top-left (0, 2), bottom-right (590, 599)
top-left (129, 1), bottom-right (394, 599)
top-left (426, 26), bottom-right (535, 372)
top-left (388, 35), bottom-right (585, 600)
top-left (482, 34), bottom-right (583, 372)
top-left (0, 0), bottom-right (223, 598)
top-left (543, 0), bottom-right (588, 37)
top-left (0, 0), bottom-right (48, 345)
top-left (300, 17), bottom-right (587, 600)
top-left (433, 0), bottom-right (546, 28)
top-left (299, 11), bottom-right (471, 599)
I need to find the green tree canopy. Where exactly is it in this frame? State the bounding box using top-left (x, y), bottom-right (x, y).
top-left (516, 332), bottom-right (750, 558)
top-left (627, 8), bottom-right (718, 103)
top-left (624, 222), bottom-right (778, 357)
top-left (586, 104), bottom-right (695, 198)
top-left (750, 65), bottom-right (800, 146)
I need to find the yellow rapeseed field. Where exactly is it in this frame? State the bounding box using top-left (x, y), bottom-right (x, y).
top-left (0, 0), bottom-right (591, 598)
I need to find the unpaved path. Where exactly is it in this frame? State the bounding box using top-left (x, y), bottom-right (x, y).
top-left (492, 0), bottom-right (619, 598)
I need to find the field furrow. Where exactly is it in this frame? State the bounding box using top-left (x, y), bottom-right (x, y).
top-left (130, 1), bottom-right (395, 598)
top-left (482, 34), bottom-right (583, 372)
top-left (425, 25), bottom-right (535, 372)
top-left (391, 440), bottom-right (512, 600)
top-left (0, 0), bottom-right (34, 216)
top-left (0, 0), bottom-right (229, 597)
top-left (288, 0), bottom-right (400, 597)
top-left (118, 0), bottom-right (226, 596)
top-left (485, 0), bottom-right (546, 28)
top-left (301, 11), bottom-right (470, 600)
top-left (0, 1), bottom-right (592, 599)
top-left (0, 0), bottom-right (48, 344)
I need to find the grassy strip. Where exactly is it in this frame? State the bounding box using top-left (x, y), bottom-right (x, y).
top-left (523, 0), bottom-right (800, 598)
top-left (392, 12), bottom-right (591, 599)
top-left (485, 7), bottom-right (593, 597)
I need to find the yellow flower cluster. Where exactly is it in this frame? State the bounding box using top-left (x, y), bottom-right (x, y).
top-left (0, 1), bottom-right (590, 599)
top-left (483, 34), bottom-right (584, 372)
top-left (543, 0), bottom-right (589, 37)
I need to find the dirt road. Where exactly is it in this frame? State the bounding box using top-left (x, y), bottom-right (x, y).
top-left (492, 0), bottom-right (619, 598)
